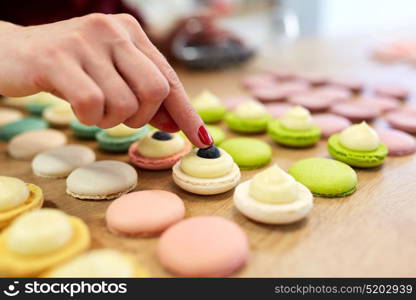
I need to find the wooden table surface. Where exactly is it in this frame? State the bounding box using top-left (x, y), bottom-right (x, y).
top-left (1, 37), bottom-right (416, 277)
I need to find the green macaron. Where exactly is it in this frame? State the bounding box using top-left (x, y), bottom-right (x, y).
top-left (328, 134), bottom-right (388, 168)
top-left (0, 117), bottom-right (48, 141)
top-left (220, 137), bottom-right (272, 170)
top-left (198, 106), bottom-right (227, 124)
top-left (192, 91), bottom-right (227, 124)
top-left (26, 102), bottom-right (51, 116)
top-left (267, 119), bottom-right (321, 147)
top-left (206, 125), bottom-right (226, 145)
top-left (96, 125), bottom-right (149, 153)
top-left (288, 157), bottom-right (358, 197)
top-left (225, 113), bottom-right (271, 133)
top-left (70, 119), bottom-right (102, 139)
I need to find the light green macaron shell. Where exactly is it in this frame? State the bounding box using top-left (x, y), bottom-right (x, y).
top-left (288, 157), bottom-right (357, 197)
top-left (225, 113), bottom-right (271, 133)
top-left (220, 137), bottom-right (272, 170)
top-left (96, 125), bottom-right (150, 152)
top-left (197, 106), bottom-right (227, 124)
top-left (267, 120), bottom-right (321, 147)
top-left (328, 134), bottom-right (388, 168)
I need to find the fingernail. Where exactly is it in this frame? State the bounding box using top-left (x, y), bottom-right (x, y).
top-left (198, 125), bottom-right (213, 146)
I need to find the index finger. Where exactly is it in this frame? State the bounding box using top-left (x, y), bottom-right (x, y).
top-left (112, 14), bottom-right (213, 148)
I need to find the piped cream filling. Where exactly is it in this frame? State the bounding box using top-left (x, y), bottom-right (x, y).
top-left (0, 176), bottom-right (29, 211)
top-left (339, 122), bottom-right (380, 151)
top-left (137, 131), bottom-right (185, 158)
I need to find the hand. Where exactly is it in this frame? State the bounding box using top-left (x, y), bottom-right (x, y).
top-left (0, 14), bottom-right (212, 147)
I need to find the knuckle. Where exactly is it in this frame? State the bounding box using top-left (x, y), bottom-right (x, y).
top-left (113, 99), bottom-right (138, 118)
top-left (161, 64), bottom-right (181, 89)
top-left (76, 91), bottom-right (104, 109)
top-left (85, 13), bottom-right (111, 27)
top-left (117, 14), bottom-right (138, 26)
top-left (145, 80), bottom-right (170, 102)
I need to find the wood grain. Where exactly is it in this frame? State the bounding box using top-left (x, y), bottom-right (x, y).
top-left (1, 37), bottom-right (416, 277)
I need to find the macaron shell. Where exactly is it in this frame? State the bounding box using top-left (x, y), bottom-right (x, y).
top-left (267, 120), bottom-right (321, 148)
top-left (96, 126), bottom-right (149, 153)
top-left (157, 216), bottom-right (249, 277)
top-left (264, 103), bottom-right (293, 118)
top-left (385, 110), bottom-right (416, 133)
top-left (128, 140), bottom-right (192, 170)
top-left (66, 161), bottom-right (138, 200)
top-left (376, 128), bottom-right (416, 156)
top-left (7, 129), bottom-right (67, 160)
top-left (313, 113), bottom-right (351, 138)
top-left (288, 158), bottom-right (358, 197)
top-left (288, 93), bottom-right (333, 112)
top-left (0, 117), bottom-right (48, 141)
top-left (225, 113), bottom-right (271, 133)
top-left (106, 190), bottom-right (185, 237)
top-left (70, 120), bottom-right (101, 139)
top-left (220, 138), bottom-right (272, 170)
top-left (32, 145), bottom-right (96, 178)
top-left (330, 101), bottom-right (381, 122)
top-left (0, 108), bottom-right (23, 127)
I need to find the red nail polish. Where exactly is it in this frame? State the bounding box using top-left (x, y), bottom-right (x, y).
top-left (198, 125), bottom-right (213, 146)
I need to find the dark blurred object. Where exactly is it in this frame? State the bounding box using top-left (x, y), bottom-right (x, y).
top-left (167, 15), bottom-right (255, 70)
top-left (0, 0), bottom-right (146, 28)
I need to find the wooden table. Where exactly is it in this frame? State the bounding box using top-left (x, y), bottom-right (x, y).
top-left (1, 37), bottom-right (416, 277)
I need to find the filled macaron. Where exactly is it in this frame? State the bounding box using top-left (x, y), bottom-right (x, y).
top-left (0, 176), bottom-right (44, 229)
top-left (192, 90), bottom-right (227, 123)
top-left (0, 209), bottom-right (90, 277)
top-left (129, 130), bottom-right (191, 170)
top-left (42, 248), bottom-right (147, 278)
top-left (234, 164), bottom-right (313, 224)
top-left (225, 100), bottom-right (271, 133)
top-left (172, 146), bottom-right (240, 195)
top-left (96, 124), bottom-right (149, 153)
top-left (328, 122), bottom-right (388, 168)
top-left (268, 106), bottom-right (321, 147)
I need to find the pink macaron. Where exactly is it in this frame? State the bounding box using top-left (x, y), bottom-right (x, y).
top-left (241, 73), bottom-right (277, 90)
top-left (374, 84), bottom-right (409, 100)
top-left (249, 81), bottom-right (309, 102)
top-left (313, 113), bottom-right (352, 138)
top-left (157, 216), bottom-right (249, 277)
top-left (329, 78), bottom-right (364, 93)
top-left (330, 101), bottom-right (381, 122)
top-left (385, 109), bottom-right (416, 133)
top-left (222, 96), bottom-right (252, 110)
top-left (313, 86), bottom-right (352, 103)
top-left (357, 96), bottom-right (401, 113)
top-left (264, 103), bottom-right (294, 118)
top-left (288, 92), bottom-right (334, 112)
top-left (106, 190), bottom-right (185, 237)
top-left (296, 73), bottom-right (328, 87)
top-left (129, 139), bottom-right (192, 170)
top-left (376, 128), bottom-right (416, 156)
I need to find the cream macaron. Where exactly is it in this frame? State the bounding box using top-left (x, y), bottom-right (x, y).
top-left (66, 160), bottom-right (138, 200)
top-left (233, 164), bottom-right (313, 224)
top-left (7, 129), bottom-right (67, 160)
top-left (32, 145), bottom-right (96, 178)
top-left (172, 146), bottom-right (240, 195)
top-left (0, 107), bottom-right (24, 126)
top-left (0, 176), bottom-right (44, 229)
top-left (0, 208), bottom-right (90, 277)
top-left (42, 248), bottom-right (148, 278)
top-left (43, 101), bottom-right (75, 127)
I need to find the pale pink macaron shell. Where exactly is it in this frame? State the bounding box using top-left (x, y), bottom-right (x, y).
top-left (288, 92), bottom-right (334, 112)
top-left (374, 84), bottom-right (409, 99)
top-left (250, 81), bottom-right (309, 102)
top-left (157, 216), bottom-right (249, 277)
top-left (356, 96), bottom-right (401, 113)
top-left (222, 96), bottom-right (252, 110)
top-left (385, 110), bottom-right (416, 133)
top-left (128, 140), bottom-right (192, 170)
top-left (313, 86), bottom-right (352, 103)
top-left (329, 78), bottom-right (364, 93)
top-left (264, 103), bottom-right (293, 118)
top-left (313, 113), bottom-right (351, 138)
top-left (106, 190), bottom-right (185, 237)
top-left (241, 73), bottom-right (277, 90)
top-left (376, 128), bottom-right (416, 156)
top-left (330, 101), bottom-right (381, 122)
